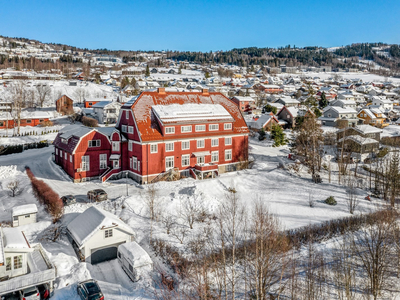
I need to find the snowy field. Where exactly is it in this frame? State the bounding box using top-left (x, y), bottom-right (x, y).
top-left (0, 135), bottom-right (382, 299)
top-left (283, 71), bottom-right (400, 83)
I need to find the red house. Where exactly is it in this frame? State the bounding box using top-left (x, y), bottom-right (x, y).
top-left (54, 89), bottom-right (250, 183)
top-left (231, 96), bottom-right (256, 113)
top-left (0, 111), bottom-right (51, 129)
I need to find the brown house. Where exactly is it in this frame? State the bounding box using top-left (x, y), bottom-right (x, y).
top-left (56, 95), bottom-right (74, 115)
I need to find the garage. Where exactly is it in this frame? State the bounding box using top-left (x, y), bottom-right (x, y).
top-left (91, 246), bottom-right (119, 264)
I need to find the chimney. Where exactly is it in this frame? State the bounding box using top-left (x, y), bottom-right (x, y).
top-left (104, 96), bottom-right (106, 99)
top-left (157, 87), bottom-right (166, 94)
top-left (202, 88), bottom-right (209, 95)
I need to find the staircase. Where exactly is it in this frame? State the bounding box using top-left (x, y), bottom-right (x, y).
top-left (100, 168), bottom-right (120, 182)
top-left (151, 168), bottom-right (180, 184)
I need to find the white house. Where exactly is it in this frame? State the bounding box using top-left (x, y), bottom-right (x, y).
top-left (12, 204), bottom-right (37, 227)
top-left (0, 228), bottom-right (56, 295)
top-left (92, 101), bottom-right (122, 124)
top-left (117, 242), bottom-right (153, 282)
top-left (371, 96), bottom-right (393, 112)
top-left (67, 206), bottom-right (135, 264)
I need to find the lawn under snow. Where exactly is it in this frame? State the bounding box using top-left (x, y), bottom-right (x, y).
top-left (0, 135), bottom-right (382, 299)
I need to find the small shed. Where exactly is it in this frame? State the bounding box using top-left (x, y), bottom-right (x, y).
top-left (117, 242), bottom-right (153, 281)
top-left (12, 204), bottom-right (38, 227)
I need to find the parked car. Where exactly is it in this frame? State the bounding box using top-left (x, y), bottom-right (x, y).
top-left (19, 286), bottom-right (40, 300)
top-left (37, 283), bottom-right (50, 299)
top-left (77, 279), bottom-right (104, 300)
top-left (87, 189), bottom-right (108, 202)
top-left (61, 195), bottom-right (76, 206)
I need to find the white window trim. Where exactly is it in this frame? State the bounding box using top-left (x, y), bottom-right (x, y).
top-left (211, 138), bottom-right (219, 147)
top-left (165, 142), bottom-right (174, 152)
top-left (122, 125), bottom-right (127, 133)
top-left (132, 156), bottom-right (138, 170)
top-left (128, 126), bottom-right (134, 134)
top-left (225, 149), bottom-right (232, 161)
top-left (182, 141), bottom-right (190, 150)
top-left (105, 229), bottom-right (113, 238)
top-left (128, 140), bottom-right (133, 151)
top-left (182, 154), bottom-right (190, 167)
top-left (209, 124), bottom-right (219, 131)
top-left (165, 127), bottom-right (175, 134)
top-left (212, 151), bottom-right (219, 162)
top-left (166, 156), bottom-right (174, 169)
top-left (181, 125), bottom-right (192, 133)
top-left (225, 137), bottom-right (232, 146)
top-left (112, 141), bottom-right (120, 151)
top-left (150, 144), bottom-right (158, 153)
top-left (224, 123), bottom-right (232, 130)
top-left (88, 140), bottom-right (101, 148)
top-left (195, 125), bottom-right (206, 132)
top-left (197, 139), bottom-right (205, 148)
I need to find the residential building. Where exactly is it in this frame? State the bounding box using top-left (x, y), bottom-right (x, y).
top-left (92, 101), bottom-right (122, 124)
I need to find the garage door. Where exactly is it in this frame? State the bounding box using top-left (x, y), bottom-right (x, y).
top-left (91, 246), bottom-right (118, 264)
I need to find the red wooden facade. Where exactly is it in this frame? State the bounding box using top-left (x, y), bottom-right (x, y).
top-left (54, 90), bottom-right (249, 183)
top-left (56, 95), bottom-right (74, 114)
top-left (0, 116), bottom-right (50, 129)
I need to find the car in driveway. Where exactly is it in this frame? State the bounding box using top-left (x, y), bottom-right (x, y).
top-left (61, 195), bottom-right (76, 206)
top-left (18, 286), bottom-right (40, 300)
top-left (37, 283), bottom-right (51, 299)
top-left (77, 279), bottom-right (104, 300)
top-left (87, 189), bottom-right (108, 202)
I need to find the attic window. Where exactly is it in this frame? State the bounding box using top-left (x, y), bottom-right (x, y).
top-left (88, 140), bottom-right (101, 147)
top-left (61, 138), bottom-right (67, 144)
top-left (105, 229), bottom-right (113, 238)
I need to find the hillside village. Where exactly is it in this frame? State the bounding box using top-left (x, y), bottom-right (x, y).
top-left (2, 36), bottom-right (400, 299)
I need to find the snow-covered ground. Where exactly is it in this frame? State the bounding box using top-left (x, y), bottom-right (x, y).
top-left (0, 135), bottom-right (382, 299)
top-left (291, 71), bottom-right (400, 83)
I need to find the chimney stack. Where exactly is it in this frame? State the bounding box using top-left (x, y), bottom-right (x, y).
top-left (157, 87), bottom-right (166, 94)
top-left (202, 88), bottom-right (209, 95)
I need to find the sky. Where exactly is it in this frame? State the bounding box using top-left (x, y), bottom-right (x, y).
top-left (0, 0), bottom-right (399, 52)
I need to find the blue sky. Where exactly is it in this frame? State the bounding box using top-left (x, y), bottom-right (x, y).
top-left (1, 0), bottom-right (399, 51)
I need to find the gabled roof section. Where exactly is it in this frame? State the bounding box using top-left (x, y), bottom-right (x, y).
top-left (123, 91), bottom-right (249, 142)
top-left (67, 206), bottom-right (134, 247)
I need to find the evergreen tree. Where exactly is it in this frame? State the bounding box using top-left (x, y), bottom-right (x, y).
top-left (258, 128), bottom-right (266, 141)
top-left (319, 92), bottom-right (328, 108)
top-left (270, 125), bottom-right (287, 147)
top-left (145, 65), bottom-right (150, 77)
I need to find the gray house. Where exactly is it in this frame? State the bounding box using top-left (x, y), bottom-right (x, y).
top-left (319, 106), bottom-right (358, 127)
top-left (67, 206), bottom-right (135, 264)
top-left (92, 101), bottom-right (122, 124)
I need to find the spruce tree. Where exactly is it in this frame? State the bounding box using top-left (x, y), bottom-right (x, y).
top-left (145, 65), bottom-right (150, 77)
top-left (271, 125), bottom-right (287, 147)
top-left (319, 92), bottom-right (328, 108)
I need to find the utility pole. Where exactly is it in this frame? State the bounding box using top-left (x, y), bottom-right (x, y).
top-left (126, 171), bottom-right (129, 196)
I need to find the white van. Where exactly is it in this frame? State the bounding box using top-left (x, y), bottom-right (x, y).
top-left (117, 242), bottom-right (153, 281)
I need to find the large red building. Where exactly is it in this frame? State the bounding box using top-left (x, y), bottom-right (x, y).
top-left (54, 89), bottom-right (249, 183)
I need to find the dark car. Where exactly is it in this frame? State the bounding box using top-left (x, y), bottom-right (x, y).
top-left (87, 189), bottom-right (108, 202)
top-left (77, 279), bottom-right (104, 300)
top-left (61, 195), bottom-right (76, 206)
top-left (37, 283), bottom-right (50, 299)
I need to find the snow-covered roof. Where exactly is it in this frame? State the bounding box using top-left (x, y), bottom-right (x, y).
top-left (354, 125), bottom-right (382, 135)
top-left (328, 106), bottom-right (357, 114)
top-left (118, 242), bottom-right (152, 268)
top-left (92, 101), bottom-right (112, 108)
top-left (152, 103), bottom-right (234, 124)
top-left (67, 206), bottom-right (134, 247)
top-left (232, 96), bottom-right (255, 102)
top-left (2, 228), bottom-right (30, 249)
top-left (339, 135), bottom-right (379, 145)
top-left (12, 204), bottom-right (38, 217)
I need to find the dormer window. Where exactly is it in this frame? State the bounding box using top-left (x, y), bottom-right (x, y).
top-left (224, 123), bottom-right (232, 130)
top-left (209, 124), bottom-right (219, 131)
top-left (105, 229), bottom-right (113, 238)
top-left (165, 127), bottom-right (175, 134)
top-left (181, 125), bottom-right (192, 133)
top-left (61, 138), bottom-right (68, 144)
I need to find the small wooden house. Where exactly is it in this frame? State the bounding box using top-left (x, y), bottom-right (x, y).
top-left (12, 204), bottom-right (38, 227)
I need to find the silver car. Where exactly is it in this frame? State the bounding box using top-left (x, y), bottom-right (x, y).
top-left (19, 286), bottom-right (40, 300)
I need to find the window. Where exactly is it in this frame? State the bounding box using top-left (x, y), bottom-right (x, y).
top-left (132, 157), bottom-right (138, 170)
top-left (61, 138), bottom-right (68, 144)
top-left (165, 127), bottom-right (175, 134)
top-left (225, 137), bottom-right (232, 146)
top-left (81, 155), bottom-right (90, 171)
top-left (26, 119), bottom-right (31, 123)
top-left (25, 215), bottom-right (30, 218)
top-left (56, 148), bottom-right (58, 155)
top-left (211, 138), bottom-right (219, 147)
top-left (70, 155), bottom-right (72, 163)
top-left (209, 124), bottom-right (219, 131)
top-left (166, 142), bottom-right (174, 152)
top-left (224, 123), bottom-right (232, 130)
top-left (197, 156), bottom-right (205, 164)
top-left (225, 149), bottom-right (232, 161)
top-left (6, 257), bottom-right (11, 271)
top-left (112, 141), bottom-right (120, 151)
top-left (181, 125), bottom-right (192, 133)
top-left (105, 229), bottom-right (113, 238)
top-left (129, 264), bottom-right (134, 273)
top-left (122, 125), bottom-right (127, 133)
top-left (182, 154), bottom-right (190, 166)
top-left (13, 216), bottom-right (18, 221)
top-left (100, 154), bottom-right (107, 169)
top-left (88, 140), bottom-right (100, 147)
top-left (195, 125), bottom-right (206, 132)
top-left (60, 150), bottom-right (63, 157)
top-left (166, 156), bottom-right (174, 169)
top-left (197, 139), bottom-right (205, 148)
top-left (128, 140), bottom-right (133, 151)
top-left (212, 151), bottom-right (219, 162)
top-left (150, 144), bottom-right (158, 153)
top-left (138, 161), bottom-right (140, 172)
top-left (13, 255), bottom-right (22, 269)
top-left (128, 126), bottom-right (134, 134)
top-left (65, 152), bottom-right (67, 160)
top-left (125, 110), bottom-right (129, 119)
top-left (182, 141), bottom-right (190, 150)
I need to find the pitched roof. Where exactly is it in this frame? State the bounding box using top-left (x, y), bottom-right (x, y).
top-left (67, 206), bottom-right (134, 247)
top-left (122, 91), bottom-right (249, 142)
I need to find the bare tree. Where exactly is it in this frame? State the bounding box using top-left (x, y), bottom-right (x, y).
top-left (161, 214), bottom-right (175, 235)
top-left (7, 180), bottom-right (20, 197)
top-left (73, 87), bottom-right (87, 104)
top-left (170, 225), bottom-right (188, 244)
top-left (36, 84), bottom-right (51, 107)
top-left (181, 194), bottom-right (203, 229)
top-left (346, 178), bottom-right (360, 214)
top-left (6, 81), bottom-right (28, 135)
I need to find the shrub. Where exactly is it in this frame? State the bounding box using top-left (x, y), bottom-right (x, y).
top-left (82, 116), bottom-right (98, 127)
top-left (325, 196), bottom-right (337, 206)
top-left (40, 120), bottom-right (54, 127)
top-left (258, 128), bottom-right (266, 141)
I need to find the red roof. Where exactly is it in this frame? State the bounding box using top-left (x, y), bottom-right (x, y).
top-left (124, 91), bottom-right (249, 142)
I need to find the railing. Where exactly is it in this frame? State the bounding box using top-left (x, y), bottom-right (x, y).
top-left (100, 168), bottom-right (119, 182)
top-left (0, 268), bottom-right (56, 294)
top-left (194, 163), bottom-right (219, 172)
top-left (189, 168), bottom-right (198, 180)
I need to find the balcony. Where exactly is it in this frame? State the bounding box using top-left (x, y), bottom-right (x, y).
top-left (194, 163), bottom-right (219, 172)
